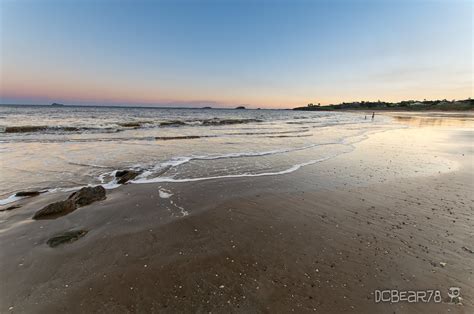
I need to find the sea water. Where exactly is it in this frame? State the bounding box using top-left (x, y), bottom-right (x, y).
top-left (0, 105), bottom-right (393, 204)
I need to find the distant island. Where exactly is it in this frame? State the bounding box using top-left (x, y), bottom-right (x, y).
top-left (294, 98), bottom-right (473, 111)
top-left (51, 103), bottom-right (65, 107)
top-left (235, 106), bottom-right (246, 109)
top-left (201, 106), bottom-right (212, 109)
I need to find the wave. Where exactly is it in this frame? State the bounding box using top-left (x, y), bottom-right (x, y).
top-left (1, 118), bottom-right (265, 135)
top-left (0, 130), bottom-right (306, 144)
top-left (118, 120), bottom-right (154, 127)
top-left (265, 134), bottom-right (312, 138)
top-left (159, 120), bottom-right (187, 127)
top-left (200, 118), bottom-right (263, 126)
top-left (126, 141), bottom-right (342, 183)
top-left (0, 194), bottom-right (22, 206)
top-left (222, 129), bottom-right (308, 136)
top-left (66, 162), bottom-right (115, 169)
top-left (0, 129), bottom-right (377, 206)
top-left (159, 118), bottom-right (263, 127)
top-left (154, 135), bottom-right (216, 140)
top-left (3, 125), bottom-right (89, 133)
top-left (1, 125), bottom-right (119, 134)
top-left (0, 135), bottom-right (217, 143)
top-left (132, 155), bottom-right (337, 184)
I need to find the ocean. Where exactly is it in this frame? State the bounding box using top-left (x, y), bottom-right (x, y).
top-left (0, 105), bottom-right (393, 204)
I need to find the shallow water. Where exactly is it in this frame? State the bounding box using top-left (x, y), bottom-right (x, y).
top-left (0, 105), bottom-right (394, 202)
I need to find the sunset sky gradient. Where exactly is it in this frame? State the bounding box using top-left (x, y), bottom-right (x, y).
top-left (1, 0), bottom-right (472, 108)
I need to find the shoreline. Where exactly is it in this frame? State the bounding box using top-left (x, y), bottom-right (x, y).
top-left (4, 110), bottom-right (470, 205)
top-left (1, 114), bottom-right (473, 312)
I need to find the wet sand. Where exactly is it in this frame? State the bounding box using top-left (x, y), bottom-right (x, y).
top-left (1, 113), bottom-right (473, 313)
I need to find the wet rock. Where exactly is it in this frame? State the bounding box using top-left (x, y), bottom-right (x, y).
top-left (68, 186), bottom-right (106, 207)
top-left (33, 186), bottom-right (106, 219)
top-left (47, 230), bottom-right (88, 247)
top-left (115, 170), bottom-right (140, 184)
top-left (15, 191), bottom-right (41, 197)
top-left (33, 200), bottom-right (76, 220)
top-left (0, 204), bottom-right (21, 212)
top-left (462, 246), bottom-right (474, 254)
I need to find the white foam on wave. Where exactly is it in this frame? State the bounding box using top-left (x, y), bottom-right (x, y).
top-left (132, 155), bottom-right (337, 184)
top-left (133, 141), bottom-right (341, 182)
top-left (0, 122), bottom-right (398, 207)
top-left (67, 161), bottom-right (114, 169)
top-left (0, 194), bottom-right (22, 206)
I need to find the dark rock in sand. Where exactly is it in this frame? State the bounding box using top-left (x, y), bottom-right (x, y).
top-left (15, 191), bottom-right (41, 197)
top-left (33, 186), bottom-right (106, 220)
top-left (47, 230), bottom-right (88, 247)
top-left (115, 170), bottom-right (140, 184)
top-left (0, 204), bottom-right (22, 212)
top-left (68, 186), bottom-right (106, 207)
top-left (33, 199), bottom-right (76, 220)
top-left (462, 246), bottom-right (474, 254)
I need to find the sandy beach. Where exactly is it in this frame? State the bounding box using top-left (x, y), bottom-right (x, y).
top-left (0, 113), bottom-right (473, 313)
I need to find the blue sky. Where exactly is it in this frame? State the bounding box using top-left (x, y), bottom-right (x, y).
top-left (1, 0), bottom-right (472, 108)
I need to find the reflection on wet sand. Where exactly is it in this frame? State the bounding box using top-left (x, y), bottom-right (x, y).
top-left (391, 113), bottom-right (474, 127)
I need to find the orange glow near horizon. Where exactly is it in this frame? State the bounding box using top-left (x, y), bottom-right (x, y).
top-left (1, 78), bottom-right (472, 109)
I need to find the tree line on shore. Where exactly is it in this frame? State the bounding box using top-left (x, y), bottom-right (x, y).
top-left (294, 98), bottom-right (473, 111)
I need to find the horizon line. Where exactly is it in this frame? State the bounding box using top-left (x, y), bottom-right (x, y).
top-left (0, 97), bottom-right (471, 110)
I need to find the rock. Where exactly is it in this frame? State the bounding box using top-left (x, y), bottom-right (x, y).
top-left (115, 170), bottom-right (140, 184)
top-left (0, 204), bottom-right (21, 212)
top-left (47, 230), bottom-right (88, 247)
top-left (115, 170), bottom-right (128, 177)
top-left (33, 199), bottom-right (76, 220)
top-left (462, 246), bottom-right (474, 254)
top-left (32, 186), bottom-right (105, 220)
top-left (33, 186), bottom-right (106, 219)
top-left (68, 186), bottom-right (106, 207)
top-left (15, 191), bottom-right (41, 197)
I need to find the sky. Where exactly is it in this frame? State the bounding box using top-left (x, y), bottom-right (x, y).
top-left (0, 0), bottom-right (472, 108)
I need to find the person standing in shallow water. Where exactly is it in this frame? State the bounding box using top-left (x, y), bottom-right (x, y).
top-left (371, 112), bottom-right (375, 120)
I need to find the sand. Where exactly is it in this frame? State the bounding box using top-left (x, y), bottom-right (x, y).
top-left (0, 113), bottom-right (473, 313)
